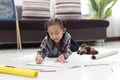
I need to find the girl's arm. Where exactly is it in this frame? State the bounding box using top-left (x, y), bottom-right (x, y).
top-left (59, 39), bottom-right (72, 59)
top-left (38, 36), bottom-right (49, 59)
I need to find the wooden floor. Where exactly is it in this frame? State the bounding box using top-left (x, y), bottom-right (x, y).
top-left (105, 37), bottom-right (120, 42)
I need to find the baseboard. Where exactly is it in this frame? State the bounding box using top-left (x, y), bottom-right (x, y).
top-left (105, 37), bottom-right (120, 42)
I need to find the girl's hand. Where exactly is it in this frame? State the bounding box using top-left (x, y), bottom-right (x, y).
top-left (35, 56), bottom-right (43, 64)
top-left (55, 54), bottom-right (68, 63)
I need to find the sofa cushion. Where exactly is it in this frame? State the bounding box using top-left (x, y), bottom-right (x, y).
top-left (22, 0), bottom-right (50, 20)
top-left (55, 0), bottom-right (82, 20)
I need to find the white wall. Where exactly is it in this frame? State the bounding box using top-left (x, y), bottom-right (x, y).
top-left (107, 0), bottom-right (120, 37)
top-left (14, 0), bottom-right (120, 37)
top-left (80, 0), bottom-right (120, 37)
top-left (14, 0), bottom-right (23, 5)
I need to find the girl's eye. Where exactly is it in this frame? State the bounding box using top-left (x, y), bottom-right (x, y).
top-left (49, 33), bottom-right (53, 35)
top-left (55, 32), bottom-right (59, 34)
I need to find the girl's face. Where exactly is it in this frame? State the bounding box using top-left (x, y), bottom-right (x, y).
top-left (47, 24), bottom-right (66, 43)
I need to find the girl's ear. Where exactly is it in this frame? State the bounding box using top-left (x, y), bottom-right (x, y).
top-left (63, 28), bottom-right (66, 33)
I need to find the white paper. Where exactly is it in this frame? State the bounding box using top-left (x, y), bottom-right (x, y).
top-left (27, 58), bottom-right (63, 67)
top-left (27, 57), bottom-right (81, 67)
top-left (109, 62), bottom-right (120, 80)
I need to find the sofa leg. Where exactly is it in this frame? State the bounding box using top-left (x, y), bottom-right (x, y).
top-left (101, 39), bottom-right (104, 46)
top-left (96, 39), bottom-right (104, 46)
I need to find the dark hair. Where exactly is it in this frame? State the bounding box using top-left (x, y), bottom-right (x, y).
top-left (44, 18), bottom-right (67, 30)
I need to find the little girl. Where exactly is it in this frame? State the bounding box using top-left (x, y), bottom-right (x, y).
top-left (36, 18), bottom-right (79, 64)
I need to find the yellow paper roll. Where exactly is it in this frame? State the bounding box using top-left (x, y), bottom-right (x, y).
top-left (0, 66), bottom-right (38, 78)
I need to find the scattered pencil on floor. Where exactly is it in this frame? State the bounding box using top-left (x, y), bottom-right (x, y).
top-left (84, 63), bottom-right (109, 67)
top-left (39, 70), bottom-right (56, 72)
top-left (31, 68), bottom-right (44, 71)
top-left (68, 66), bottom-right (81, 69)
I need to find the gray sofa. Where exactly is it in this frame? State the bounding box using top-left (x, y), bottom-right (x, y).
top-left (0, 6), bottom-right (109, 44)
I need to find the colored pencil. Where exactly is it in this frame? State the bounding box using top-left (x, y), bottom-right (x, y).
top-left (84, 63), bottom-right (109, 67)
top-left (39, 70), bottom-right (56, 72)
top-left (68, 66), bottom-right (81, 69)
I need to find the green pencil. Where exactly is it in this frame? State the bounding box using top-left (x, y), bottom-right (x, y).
top-left (31, 68), bottom-right (44, 71)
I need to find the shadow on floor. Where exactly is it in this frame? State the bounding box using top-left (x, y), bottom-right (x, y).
top-left (0, 43), bottom-right (40, 49)
top-left (0, 41), bottom-right (96, 50)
